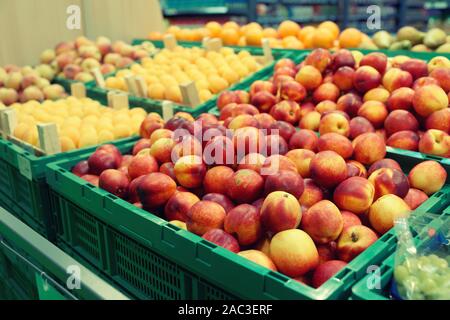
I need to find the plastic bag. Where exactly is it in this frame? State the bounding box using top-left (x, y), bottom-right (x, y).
top-left (391, 216), bottom-right (450, 300)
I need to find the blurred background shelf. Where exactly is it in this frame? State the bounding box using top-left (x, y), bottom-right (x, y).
top-left (160, 0), bottom-right (449, 34)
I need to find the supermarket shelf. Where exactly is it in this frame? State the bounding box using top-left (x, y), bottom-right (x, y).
top-left (0, 206), bottom-right (129, 300)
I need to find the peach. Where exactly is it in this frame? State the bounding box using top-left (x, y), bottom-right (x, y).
top-left (249, 80), bottom-right (276, 96)
top-left (227, 169), bottom-right (264, 203)
top-left (387, 87), bottom-right (415, 111)
top-left (353, 66), bottom-right (381, 93)
top-left (332, 67), bottom-right (355, 91)
top-left (313, 83), bottom-right (340, 103)
top-left (295, 65), bottom-right (323, 91)
top-left (310, 151), bottom-right (348, 189)
top-left (275, 66), bottom-right (297, 79)
top-left (331, 49), bottom-right (356, 70)
top-left (203, 166), bottom-right (234, 195)
top-left (346, 160), bottom-right (367, 178)
top-left (268, 120), bottom-right (296, 141)
top-left (202, 135), bottom-right (234, 166)
top-left (140, 114), bottom-right (165, 138)
top-left (334, 175), bottom-right (374, 215)
top-left (305, 49), bottom-right (332, 73)
top-left (164, 192), bottom-right (200, 222)
top-left (408, 161), bottom-right (447, 195)
top-left (315, 100), bottom-right (337, 115)
top-left (286, 149), bottom-right (315, 178)
top-left (299, 179), bottom-right (325, 207)
top-left (132, 139), bottom-right (152, 156)
top-left (400, 59), bottom-right (428, 80)
top-left (352, 133), bottom-right (386, 165)
top-left (174, 155), bottom-right (207, 188)
top-left (413, 77), bottom-right (440, 90)
top-left (99, 169), bottom-right (130, 199)
top-left (360, 52), bottom-right (388, 74)
top-left (237, 153), bottom-right (266, 173)
top-left (318, 133), bottom-right (353, 159)
top-left (386, 130), bottom-right (420, 151)
top-left (336, 93), bottom-right (363, 117)
top-left (254, 113), bottom-right (276, 130)
top-left (235, 90), bottom-right (250, 104)
top-left (318, 112), bottom-right (350, 137)
top-left (251, 91), bottom-right (277, 113)
top-left (264, 134), bottom-right (288, 156)
top-left (273, 74), bottom-right (295, 90)
top-left (289, 129), bottom-right (318, 151)
top-left (217, 91), bottom-right (239, 110)
top-left (341, 211), bottom-right (362, 230)
top-left (367, 159), bottom-right (402, 176)
top-left (127, 152), bottom-right (159, 180)
top-left (357, 101), bottom-right (388, 128)
top-left (264, 170), bottom-right (304, 198)
top-left (337, 225), bottom-right (379, 261)
top-left (299, 111), bottom-right (321, 131)
top-left (363, 87), bottom-right (390, 103)
top-left (261, 191), bottom-right (302, 233)
top-left (270, 100), bottom-right (300, 124)
top-left (430, 67), bottom-right (450, 92)
top-left (312, 260), bottom-right (348, 288)
top-left (368, 194), bottom-right (410, 234)
top-left (270, 229), bottom-right (319, 277)
top-left (224, 204), bottom-right (262, 245)
top-left (202, 193), bottom-right (235, 213)
top-left (150, 138), bottom-right (175, 164)
top-left (171, 136), bottom-right (203, 162)
top-left (138, 173), bottom-right (177, 209)
top-left (426, 108), bottom-right (450, 133)
top-left (227, 114), bottom-right (259, 130)
top-left (301, 200), bottom-right (343, 244)
top-left (81, 174), bottom-right (99, 187)
top-left (238, 250), bottom-right (277, 271)
top-left (382, 68), bottom-right (413, 92)
top-left (203, 229), bottom-right (240, 253)
top-left (261, 155), bottom-right (298, 176)
top-left (233, 126), bottom-right (265, 157)
top-left (368, 168), bottom-right (410, 199)
top-left (87, 150), bottom-right (119, 176)
top-left (384, 110), bottom-right (419, 136)
top-left (403, 188), bottom-right (429, 210)
top-left (349, 116), bottom-right (375, 139)
top-left (418, 129), bottom-right (450, 157)
top-left (280, 81), bottom-right (307, 102)
top-left (413, 84), bottom-right (449, 117)
top-left (186, 201), bottom-right (226, 236)
top-left (298, 101), bottom-right (315, 118)
top-left (317, 243), bottom-right (337, 265)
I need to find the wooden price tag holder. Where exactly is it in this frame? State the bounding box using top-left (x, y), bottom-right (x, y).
top-left (92, 68), bottom-right (106, 89)
top-left (0, 108), bottom-right (55, 156)
top-left (204, 38), bottom-right (223, 52)
top-left (179, 82), bottom-right (200, 108)
top-left (125, 75), bottom-right (139, 96)
top-left (134, 76), bottom-right (148, 98)
top-left (112, 93), bottom-right (130, 110)
top-left (162, 101), bottom-right (175, 122)
top-left (163, 34), bottom-right (178, 50)
top-left (71, 83), bottom-right (86, 99)
top-left (261, 38), bottom-right (274, 64)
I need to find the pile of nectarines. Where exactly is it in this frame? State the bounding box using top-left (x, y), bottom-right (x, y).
top-left (0, 64), bottom-right (65, 106)
top-left (10, 97), bottom-right (147, 151)
top-left (40, 36), bottom-right (156, 82)
top-left (104, 47), bottom-right (262, 104)
top-left (148, 20), bottom-right (368, 50)
top-left (70, 110), bottom-right (447, 289)
top-left (217, 50), bottom-right (450, 159)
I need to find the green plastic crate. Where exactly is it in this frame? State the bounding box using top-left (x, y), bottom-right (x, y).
top-left (87, 40), bottom-right (295, 117)
top-left (0, 206), bottom-right (129, 300)
top-left (45, 139), bottom-right (450, 300)
top-left (351, 206), bottom-right (450, 300)
top-left (52, 76), bottom-right (97, 95)
top-left (0, 136), bottom-right (137, 240)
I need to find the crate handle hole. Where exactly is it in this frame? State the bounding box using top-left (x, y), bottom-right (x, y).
top-left (106, 194), bottom-right (118, 201)
top-left (267, 271), bottom-right (289, 283)
top-left (199, 239), bottom-right (217, 250)
top-left (165, 223), bottom-right (180, 231)
top-left (58, 168), bottom-right (66, 173)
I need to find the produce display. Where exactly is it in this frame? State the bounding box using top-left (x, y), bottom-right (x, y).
top-left (69, 110), bottom-right (447, 288)
top-left (148, 20), bottom-right (369, 50)
top-left (39, 36), bottom-right (157, 82)
top-left (216, 51), bottom-right (450, 159)
top-left (0, 64), bottom-right (65, 106)
top-left (6, 97), bottom-right (147, 151)
top-left (104, 47), bottom-right (263, 104)
top-left (372, 27), bottom-right (450, 52)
